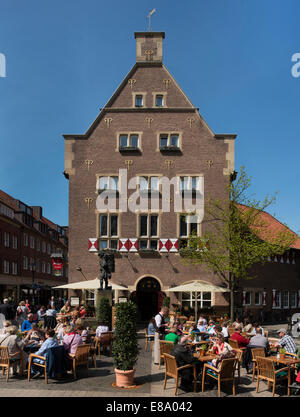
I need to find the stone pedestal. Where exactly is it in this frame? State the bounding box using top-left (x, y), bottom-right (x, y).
top-left (96, 289), bottom-right (113, 307)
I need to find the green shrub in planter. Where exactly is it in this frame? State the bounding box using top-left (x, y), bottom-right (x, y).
top-left (162, 296), bottom-right (170, 308)
top-left (96, 296), bottom-right (112, 329)
top-left (112, 301), bottom-right (139, 371)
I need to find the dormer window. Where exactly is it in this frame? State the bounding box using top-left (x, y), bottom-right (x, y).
top-left (135, 95), bottom-right (143, 107)
top-left (155, 94), bottom-right (164, 107)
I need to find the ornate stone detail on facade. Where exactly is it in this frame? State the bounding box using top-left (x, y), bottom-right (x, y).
top-left (206, 160), bottom-right (213, 168)
top-left (128, 79), bottom-right (136, 89)
top-left (145, 117), bottom-right (153, 128)
top-left (163, 79), bottom-right (171, 89)
top-left (145, 49), bottom-right (154, 61)
top-left (84, 197), bottom-right (93, 209)
top-left (125, 160), bottom-right (133, 170)
top-left (187, 117), bottom-right (195, 128)
top-left (85, 160), bottom-right (93, 170)
top-left (104, 118), bottom-right (113, 128)
top-left (165, 160), bottom-right (174, 170)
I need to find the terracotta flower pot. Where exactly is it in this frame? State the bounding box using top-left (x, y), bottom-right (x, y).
top-left (114, 368), bottom-right (136, 388)
top-left (280, 354), bottom-right (285, 359)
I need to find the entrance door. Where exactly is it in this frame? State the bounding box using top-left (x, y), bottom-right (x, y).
top-left (136, 277), bottom-right (161, 321)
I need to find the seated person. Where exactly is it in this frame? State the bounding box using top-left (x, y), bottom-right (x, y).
top-left (170, 335), bottom-right (200, 392)
top-left (79, 305), bottom-right (87, 318)
top-left (174, 319), bottom-right (183, 335)
top-left (221, 321), bottom-right (229, 341)
top-left (242, 319), bottom-right (253, 334)
top-left (165, 326), bottom-right (180, 344)
top-left (29, 329), bottom-right (58, 371)
top-left (249, 322), bottom-right (265, 337)
top-left (147, 318), bottom-right (157, 336)
top-left (197, 320), bottom-right (207, 333)
top-left (232, 317), bottom-right (242, 327)
top-left (37, 306), bottom-right (46, 324)
top-left (24, 323), bottom-right (44, 348)
top-left (21, 313), bottom-right (35, 332)
top-left (95, 321), bottom-right (109, 338)
top-left (248, 328), bottom-right (269, 350)
top-left (198, 315), bottom-right (207, 326)
top-left (60, 301), bottom-right (71, 315)
top-left (210, 334), bottom-right (233, 368)
top-left (189, 324), bottom-right (200, 336)
top-left (75, 325), bottom-right (91, 344)
top-left (273, 328), bottom-right (297, 354)
top-left (231, 324), bottom-right (250, 348)
top-left (0, 320), bottom-right (12, 335)
top-left (0, 325), bottom-right (27, 374)
top-left (63, 325), bottom-right (83, 356)
top-left (206, 321), bottom-right (215, 334)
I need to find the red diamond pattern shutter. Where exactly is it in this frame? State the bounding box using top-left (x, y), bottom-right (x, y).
top-left (88, 238), bottom-right (98, 252)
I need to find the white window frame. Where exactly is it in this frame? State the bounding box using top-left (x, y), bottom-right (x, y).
top-left (42, 262), bottom-right (46, 274)
top-left (254, 291), bottom-right (262, 306)
top-left (244, 291), bottom-right (252, 306)
top-left (47, 263), bottom-right (51, 274)
top-left (282, 290), bottom-right (289, 309)
top-left (4, 232), bottom-right (10, 248)
top-left (274, 291), bottom-right (281, 309)
top-left (179, 176), bottom-right (201, 191)
top-left (23, 256), bottom-right (28, 270)
top-left (159, 133), bottom-right (180, 149)
top-left (290, 291), bottom-right (297, 308)
top-left (138, 176), bottom-right (160, 191)
top-left (42, 241), bottom-right (46, 253)
top-left (13, 235), bottom-right (18, 249)
top-left (12, 262), bottom-right (17, 275)
top-left (24, 233), bottom-right (28, 247)
top-left (179, 214), bottom-right (201, 238)
top-left (119, 133), bottom-right (140, 149)
top-left (47, 243), bottom-right (51, 255)
top-left (97, 176), bottom-right (119, 191)
top-left (30, 236), bottom-right (35, 249)
top-left (181, 291), bottom-right (212, 309)
top-left (3, 260), bottom-right (9, 274)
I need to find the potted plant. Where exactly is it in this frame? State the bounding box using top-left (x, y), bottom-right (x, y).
top-left (279, 348), bottom-right (286, 359)
top-left (112, 301), bottom-right (139, 388)
top-left (96, 296), bottom-right (112, 329)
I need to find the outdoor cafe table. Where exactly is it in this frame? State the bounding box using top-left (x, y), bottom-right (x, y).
top-left (267, 356), bottom-right (300, 366)
top-left (193, 352), bottom-right (217, 363)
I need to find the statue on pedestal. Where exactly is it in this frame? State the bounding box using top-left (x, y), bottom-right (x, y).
top-left (98, 250), bottom-right (115, 290)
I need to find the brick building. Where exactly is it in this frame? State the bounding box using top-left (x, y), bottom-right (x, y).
top-left (0, 190), bottom-right (68, 305)
top-left (63, 31), bottom-right (236, 319)
top-left (63, 31), bottom-right (299, 321)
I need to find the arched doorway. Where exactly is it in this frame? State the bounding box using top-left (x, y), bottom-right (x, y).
top-left (136, 277), bottom-right (161, 320)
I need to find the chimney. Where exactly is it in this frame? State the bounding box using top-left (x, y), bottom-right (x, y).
top-left (134, 32), bottom-right (165, 63)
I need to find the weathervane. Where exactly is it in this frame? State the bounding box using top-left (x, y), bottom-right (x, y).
top-left (147, 9), bottom-right (156, 32)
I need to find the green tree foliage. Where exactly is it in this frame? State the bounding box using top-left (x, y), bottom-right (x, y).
top-left (96, 296), bottom-right (112, 329)
top-left (112, 301), bottom-right (139, 371)
top-left (180, 167), bottom-right (297, 319)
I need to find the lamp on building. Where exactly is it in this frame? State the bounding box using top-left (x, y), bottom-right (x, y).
top-left (76, 266), bottom-right (88, 281)
top-left (30, 261), bottom-right (36, 306)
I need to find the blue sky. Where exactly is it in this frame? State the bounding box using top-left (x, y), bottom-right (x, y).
top-left (0, 0), bottom-right (299, 233)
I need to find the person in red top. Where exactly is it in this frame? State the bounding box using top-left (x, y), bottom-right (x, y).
top-left (230, 324), bottom-right (250, 348)
top-left (79, 305), bottom-right (87, 318)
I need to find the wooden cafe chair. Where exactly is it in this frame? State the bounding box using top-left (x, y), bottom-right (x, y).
top-left (69, 344), bottom-right (91, 380)
top-left (163, 353), bottom-right (197, 396)
top-left (0, 346), bottom-right (23, 382)
top-left (256, 356), bottom-right (290, 397)
top-left (159, 340), bottom-right (174, 369)
top-left (202, 358), bottom-right (237, 397)
top-left (251, 348), bottom-right (266, 382)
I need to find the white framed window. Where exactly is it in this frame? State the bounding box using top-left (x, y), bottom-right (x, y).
top-left (47, 243), bottom-right (51, 255)
top-left (36, 239), bottom-right (40, 251)
top-left (3, 260), bottom-right (9, 274)
top-left (47, 263), bottom-right (51, 274)
top-left (179, 176), bottom-right (200, 191)
top-left (254, 292), bottom-right (261, 305)
top-left (12, 262), bottom-right (18, 275)
top-left (4, 232), bottom-right (10, 248)
top-left (85, 290), bottom-right (95, 306)
top-left (179, 215), bottom-right (200, 237)
top-left (181, 291), bottom-right (212, 310)
top-left (42, 241), bottom-right (46, 253)
top-left (290, 291), bottom-right (297, 308)
top-left (29, 258), bottom-right (34, 270)
top-left (155, 94), bottom-right (164, 107)
top-left (138, 176), bottom-right (159, 191)
top-left (282, 290), bottom-right (289, 309)
top-left (23, 256), bottom-right (28, 270)
top-left (99, 214), bottom-right (119, 250)
top-left (36, 259), bottom-right (40, 273)
top-left (97, 176), bottom-right (119, 191)
top-left (245, 291), bottom-right (252, 306)
top-left (135, 94), bottom-right (144, 107)
top-left (275, 291), bottom-right (281, 308)
top-left (138, 214), bottom-right (159, 250)
top-left (13, 236), bottom-right (18, 249)
top-left (119, 133), bottom-right (139, 150)
top-left (24, 233), bottom-right (28, 247)
top-left (30, 236), bottom-right (35, 249)
top-left (159, 133), bottom-right (180, 149)
top-left (42, 262), bottom-right (46, 273)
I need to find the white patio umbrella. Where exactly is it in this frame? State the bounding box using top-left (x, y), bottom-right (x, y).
top-left (53, 278), bottom-right (128, 291)
top-left (165, 280), bottom-right (229, 322)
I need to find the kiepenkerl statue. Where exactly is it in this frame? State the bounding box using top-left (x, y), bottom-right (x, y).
top-left (98, 250), bottom-right (115, 290)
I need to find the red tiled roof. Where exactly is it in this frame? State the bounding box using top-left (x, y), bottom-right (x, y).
top-left (237, 203), bottom-right (300, 250)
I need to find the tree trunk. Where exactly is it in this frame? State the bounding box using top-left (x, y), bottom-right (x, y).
top-left (230, 289), bottom-right (234, 322)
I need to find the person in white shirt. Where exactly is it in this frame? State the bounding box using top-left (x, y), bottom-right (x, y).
top-left (96, 321), bottom-right (109, 338)
top-left (198, 316), bottom-right (207, 326)
top-left (250, 322), bottom-right (265, 337)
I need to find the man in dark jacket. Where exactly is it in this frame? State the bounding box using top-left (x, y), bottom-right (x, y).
top-left (0, 299), bottom-right (15, 320)
top-left (171, 335), bottom-right (199, 391)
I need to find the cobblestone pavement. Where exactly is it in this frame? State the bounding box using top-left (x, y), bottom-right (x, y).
top-left (0, 323), bottom-right (298, 398)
